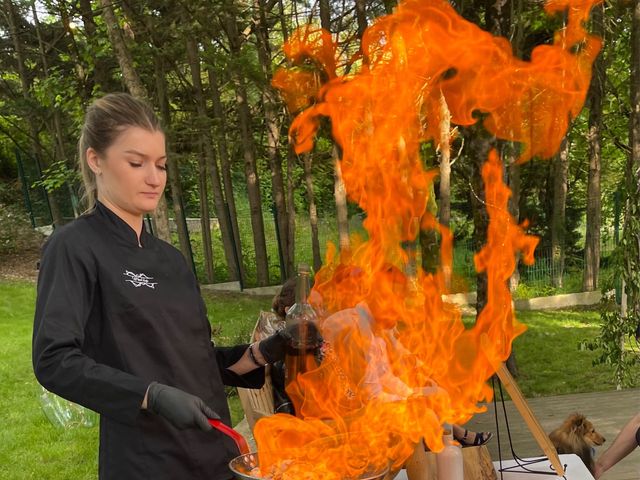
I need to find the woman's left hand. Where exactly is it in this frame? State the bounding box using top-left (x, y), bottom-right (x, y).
top-left (258, 322), bottom-right (323, 364)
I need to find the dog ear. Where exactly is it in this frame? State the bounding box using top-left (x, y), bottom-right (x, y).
top-left (572, 414), bottom-right (586, 433)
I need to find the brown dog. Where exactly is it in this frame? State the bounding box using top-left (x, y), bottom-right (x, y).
top-left (548, 413), bottom-right (606, 473)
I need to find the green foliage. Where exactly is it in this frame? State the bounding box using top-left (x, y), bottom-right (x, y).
top-left (513, 282), bottom-right (558, 300)
top-left (32, 160), bottom-right (76, 193)
top-left (0, 0), bottom-right (636, 298)
top-left (582, 241), bottom-right (640, 387)
top-left (183, 212), bottom-right (346, 286)
top-left (581, 294), bottom-right (639, 388)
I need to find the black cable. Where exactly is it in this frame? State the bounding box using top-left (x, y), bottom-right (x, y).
top-left (492, 376), bottom-right (504, 480)
top-left (493, 375), bottom-right (568, 478)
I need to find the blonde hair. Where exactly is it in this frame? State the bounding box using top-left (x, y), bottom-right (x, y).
top-left (78, 93), bottom-right (162, 210)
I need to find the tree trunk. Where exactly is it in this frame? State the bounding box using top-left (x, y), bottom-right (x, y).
top-left (632, 2), bottom-right (640, 173)
top-left (78, 0), bottom-right (111, 94)
top-left (433, 92), bottom-right (452, 286)
top-left (551, 137), bottom-right (569, 288)
top-left (438, 91), bottom-right (451, 228)
top-left (237, 79), bottom-right (270, 286)
top-left (507, 156), bottom-right (521, 292)
top-left (420, 182), bottom-right (440, 274)
top-left (319, 1), bottom-right (350, 251)
top-left (197, 144), bottom-right (215, 283)
top-left (32, 1), bottom-right (79, 218)
top-left (487, 0), bottom-right (519, 376)
top-left (286, 146), bottom-right (297, 275)
top-left (154, 53), bottom-right (192, 267)
top-left (382, 0), bottom-right (397, 14)
top-left (279, 0), bottom-right (297, 276)
top-left (354, 0), bottom-right (368, 43)
top-left (304, 154), bottom-right (322, 273)
top-left (99, 0), bottom-right (171, 242)
top-left (334, 150), bottom-right (351, 251)
top-left (57, 1), bottom-right (85, 89)
top-left (253, 0), bottom-right (290, 277)
top-left (466, 128), bottom-right (493, 315)
top-left (583, 2), bottom-right (604, 292)
top-left (485, 0), bottom-right (511, 37)
top-left (153, 197), bottom-right (172, 243)
top-left (165, 159), bottom-right (192, 266)
top-left (632, 0), bottom-right (640, 185)
top-left (223, 10), bottom-right (270, 286)
top-left (625, 0), bottom-right (640, 322)
top-left (319, 0), bottom-right (331, 32)
top-left (207, 67), bottom-right (245, 281)
top-left (5, 0), bottom-right (64, 226)
top-left (99, 0), bottom-right (147, 99)
top-left (506, 0), bottom-right (525, 297)
top-left (185, 36), bottom-right (239, 281)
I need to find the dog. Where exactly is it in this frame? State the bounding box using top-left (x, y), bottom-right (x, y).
top-left (548, 413), bottom-right (606, 474)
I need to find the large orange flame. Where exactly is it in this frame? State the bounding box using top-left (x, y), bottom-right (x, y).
top-left (260, 0), bottom-right (601, 477)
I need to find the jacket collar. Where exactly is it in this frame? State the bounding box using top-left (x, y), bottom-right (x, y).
top-left (94, 200), bottom-right (153, 248)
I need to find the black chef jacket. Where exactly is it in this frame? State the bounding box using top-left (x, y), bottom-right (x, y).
top-left (33, 201), bottom-right (264, 480)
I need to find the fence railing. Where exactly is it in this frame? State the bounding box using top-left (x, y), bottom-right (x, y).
top-left (16, 145), bottom-right (618, 291)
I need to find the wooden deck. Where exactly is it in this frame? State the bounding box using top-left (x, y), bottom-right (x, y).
top-left (463, 388), bottom-right (640, 480)
top-left (236, 388), bottom-right (639, 479)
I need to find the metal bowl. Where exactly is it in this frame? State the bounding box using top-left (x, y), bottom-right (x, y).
top-left (229, 452), bottom-right (389, 480)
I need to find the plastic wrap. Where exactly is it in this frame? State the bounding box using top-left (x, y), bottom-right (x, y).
top-left (39, 387), bottom-right (98, 428)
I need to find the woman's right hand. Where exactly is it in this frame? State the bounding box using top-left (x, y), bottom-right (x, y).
top-left (146, 382), bottom-right (219, 431)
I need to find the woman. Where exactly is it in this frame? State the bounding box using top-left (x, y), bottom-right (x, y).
top-left (32, 93), bottom-right (286, 480)
top-left (594, 413), bottom-right (640, 479)
top-left (251, 277), bottom-right (297, 415)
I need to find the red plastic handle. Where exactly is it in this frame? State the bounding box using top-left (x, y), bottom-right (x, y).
top-left (208, 418), bottom-right (250, 455)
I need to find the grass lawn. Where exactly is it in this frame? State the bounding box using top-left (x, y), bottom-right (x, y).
top-left (510, 309), bottom-right (638, 396)
top-left (1, 280), bottom-right (637, 479)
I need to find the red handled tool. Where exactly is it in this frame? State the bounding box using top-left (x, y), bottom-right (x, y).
top-left (208, 418), bottom-right (250, 455)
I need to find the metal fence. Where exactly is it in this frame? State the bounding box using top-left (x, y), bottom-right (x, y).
top-left (451, 235), bottom-right (617, 289)
top-left (16, 149), bottom-right (619, 290)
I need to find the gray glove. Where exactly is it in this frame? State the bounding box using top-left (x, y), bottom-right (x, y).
top-left (147, 382), bottom-right (219, 431)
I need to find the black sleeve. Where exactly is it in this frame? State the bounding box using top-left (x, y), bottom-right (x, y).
top-left (32, 232), bottom-right (148, 425)
top-left (192, 277), bottom-right (265, 389)
top-left (215, 344), bottom-right (265, 389)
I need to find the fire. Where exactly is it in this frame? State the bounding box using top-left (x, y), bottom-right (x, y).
top-left (259, 0), bottom-right (601, 477)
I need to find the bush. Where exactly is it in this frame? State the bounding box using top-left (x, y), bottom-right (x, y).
top-left (0, 202), bottom-right (44, 255)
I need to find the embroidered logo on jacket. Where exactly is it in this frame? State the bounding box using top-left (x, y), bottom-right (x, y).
top-left (123, 270), bottom-right (158, 289)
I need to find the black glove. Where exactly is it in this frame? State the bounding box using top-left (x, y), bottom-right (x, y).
top-left (259, 321), bottom-right (323, 364)
top-left (146, 382), bottom-right (220, 431)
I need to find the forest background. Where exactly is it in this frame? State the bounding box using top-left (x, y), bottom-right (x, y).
top-left (1, 0), bottom-right (639, 381)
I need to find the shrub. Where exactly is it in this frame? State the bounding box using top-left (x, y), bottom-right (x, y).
top-left (0, 202), bottom-right (44, 255)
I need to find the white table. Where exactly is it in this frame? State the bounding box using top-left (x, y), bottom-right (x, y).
top-left (392, 454), bottom-right (593, 479)
top-left (493, 454), bottom-right (594, 479)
